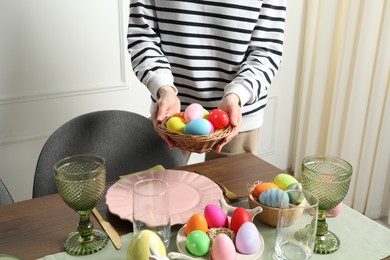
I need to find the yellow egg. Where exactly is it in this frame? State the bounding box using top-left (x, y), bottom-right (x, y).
top-left (273, 173), bottom-right (298, 190)
top-left (167, 116), bottom-right (186, 133)
top-left (126, 230), bottom-right (166, 260)
top-left (203, 109), bottom-right (210, 119)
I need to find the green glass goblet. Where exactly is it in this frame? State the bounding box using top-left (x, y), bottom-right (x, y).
top-left (54, 154), bottom-right (108, 255)
top-left (301, 155), bottom-right (352, 254)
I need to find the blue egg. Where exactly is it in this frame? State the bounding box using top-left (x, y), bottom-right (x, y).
top-left (259, 188), bottom-right (290, 208)
top-left (184, 118), bottom-right (212, 135)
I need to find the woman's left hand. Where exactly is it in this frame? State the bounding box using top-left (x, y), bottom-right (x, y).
top-left (214, 93), bottom-right (242, 152)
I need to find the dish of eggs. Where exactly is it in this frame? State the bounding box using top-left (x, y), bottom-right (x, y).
top-left (176, 199), bottom-right (264, 259)
top-left (248, 173), bottom-right (304, 227)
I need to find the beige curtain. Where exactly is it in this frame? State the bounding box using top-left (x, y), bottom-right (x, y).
top-left (291, 0), bottom-right (390, 224)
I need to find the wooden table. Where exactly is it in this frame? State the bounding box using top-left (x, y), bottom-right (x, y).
top-left (0, 153), bottom-right (281, 259)
top-left (2, 153), bottom-right (389, 260)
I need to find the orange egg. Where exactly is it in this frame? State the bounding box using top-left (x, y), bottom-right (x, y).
top-left (253, 182), bottom-right (279, 198)
top-left (173, 112), bottom-right (185, 121)
top-left (185, 213), bottom-right (209, 236)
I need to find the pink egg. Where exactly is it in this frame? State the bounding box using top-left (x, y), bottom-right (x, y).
top-left (209, 123), bottom-right (214, 134)
top-left (204, 204), bottom-right (228, 228)
top-left (235, 222), bottom-right (261, 255)
top-left (184, 103), bottom-right (204, 123)
top-left (211, 234), bottom-right (236, 260)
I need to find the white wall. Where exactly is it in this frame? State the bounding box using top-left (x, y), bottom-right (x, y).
top-left (0, 0), bottom-right (304, 202)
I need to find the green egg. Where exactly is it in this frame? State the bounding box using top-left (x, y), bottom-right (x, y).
top-left (287, 182), bottom-right (304, 205)
top-left (185, 230), bottom-right (211, 256)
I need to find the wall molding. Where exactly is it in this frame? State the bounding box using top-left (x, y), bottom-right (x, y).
top-left (0, 130), bottom-right (51, 146)
top-left (257, 96), bottom-right (278, 156)
top-left (0, 0), bottom-right (129, 106)
top-left (0, 84), bottom-right (128, 105)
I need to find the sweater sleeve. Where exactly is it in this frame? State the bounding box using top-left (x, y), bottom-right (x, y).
top-left (224, 0), bottom-right (286, 106)
top-left (127, 0), bottom-right (177, 99)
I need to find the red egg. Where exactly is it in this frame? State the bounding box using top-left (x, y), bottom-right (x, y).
top-left (230, 207), bottom-right (252, 234)
top-left (208, 108), bottom-right (229, 129)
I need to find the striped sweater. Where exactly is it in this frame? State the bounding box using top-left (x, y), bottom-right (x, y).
top-left (128, 0), bottom-right (286, 131)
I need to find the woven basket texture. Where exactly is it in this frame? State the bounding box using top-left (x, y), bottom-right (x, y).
top-left (158, 117), bottom-right (233, 153)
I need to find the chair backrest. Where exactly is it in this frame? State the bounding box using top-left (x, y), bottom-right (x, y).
top-left (33, 110), bottom-right (186, 198)
top-left (0, 178), bottom-right (14, 205)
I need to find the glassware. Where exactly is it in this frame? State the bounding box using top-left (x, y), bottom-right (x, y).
top-left (54, 154), bottom-right (108, 255)
top-left (274, 189), bottom-right (319, 260)
top-left (133, 179), bottom-right (171, 248)
top-left (301, 155), bottom-right (352, 254)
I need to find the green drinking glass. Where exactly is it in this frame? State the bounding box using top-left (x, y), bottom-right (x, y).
top-left (54, 154), bottom-right (108, 255)
top-left (301, 155), bottom-right (352, 254)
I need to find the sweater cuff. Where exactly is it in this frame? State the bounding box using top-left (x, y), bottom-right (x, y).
top-left (147, 73), bottom-right (177, 99)
top-left (224, 83), bottom-right (254, 107)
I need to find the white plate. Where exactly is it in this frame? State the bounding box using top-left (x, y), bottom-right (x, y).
top-left (106, 170), bottom-right (223, 225)
top-left (176, 223), bottom-right (264, 260)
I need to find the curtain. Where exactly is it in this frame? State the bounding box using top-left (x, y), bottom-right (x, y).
top-left (291, 0), bottom-right (390, 224)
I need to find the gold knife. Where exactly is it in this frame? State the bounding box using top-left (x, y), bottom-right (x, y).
top-left (92, 207), bottom-right (122, 249)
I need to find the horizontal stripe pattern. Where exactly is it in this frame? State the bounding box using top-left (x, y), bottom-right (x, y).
top-left (128, 0), bottom-right (286, 128)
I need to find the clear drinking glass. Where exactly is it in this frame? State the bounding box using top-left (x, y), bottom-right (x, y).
top-left (274, 189), bottom-right (319, 260)
top-left (301, 155), bottom-right (352, 254)
top-left (54, 154), bottom-right (108, 255)
top-left (133, 179), bottom-right (171, 247)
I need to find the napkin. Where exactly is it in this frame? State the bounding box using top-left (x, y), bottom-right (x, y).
top-left (119, 165), bottom-right (165, 179)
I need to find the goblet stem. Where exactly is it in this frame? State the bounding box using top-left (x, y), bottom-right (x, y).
top-left (78, 212), bottom-right (94, 242)
top-left (64, 211), bottom-right (108, 255)
top-left (314, 210), bottom-right (340, 254)
top-left (316, 210), bottom-right (328, 236)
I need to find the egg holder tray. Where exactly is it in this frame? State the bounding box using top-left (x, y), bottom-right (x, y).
top-left (158, 117), bottom-right (233, 153)
top-left (175, 198), bottom-right (265, 259)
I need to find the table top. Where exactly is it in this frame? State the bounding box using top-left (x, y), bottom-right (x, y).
top-left (1, 153), bottom-right (389, 260)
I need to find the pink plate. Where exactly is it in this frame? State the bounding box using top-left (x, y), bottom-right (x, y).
top-left (106, 170), bottom-right (223, 225)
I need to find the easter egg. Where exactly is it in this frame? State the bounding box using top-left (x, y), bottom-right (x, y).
top-left (184, 118), bottom-right (212, 135)
top-left (287, 182), bottom-right (304, 205)
top-left (208, 108), bottom-right (229, 129)
top-left (259, 188), bottom-right (290, 208)
top-left (230, 207), bottom-right (252, 234)
top-left (185, 213), bottom-right (209, 236)
top-left (186, 230), bottom-right (211, 256)
top-left (204, 204), bottom-right (228, 228)
top-left (253, 182), bottom-right (279, 198)
top-left (210, 234), bottom-right (236, 260)
top-left (184, 103), bottom-right (204, 123)
top-left (209, 123), bottom-right (215, 134)
top-left (203, 109), bottom-right (210, 119)
top-left (235, 222), bottom-right (261, 255)
top-left (273, 173), bottom-right (298, 190)
top-left (173, 111), bottom-right (185, 120)
top-left (166, 116), bottom-right (186, 133)
top-left (126, 230), bottom-right (166, 260)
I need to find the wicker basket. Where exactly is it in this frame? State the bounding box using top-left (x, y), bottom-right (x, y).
top-left (158, 117), bottom-right (233, 153)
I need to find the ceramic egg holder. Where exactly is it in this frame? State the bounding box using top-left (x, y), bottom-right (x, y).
top-left (219, 198), bottom-right (263, 220)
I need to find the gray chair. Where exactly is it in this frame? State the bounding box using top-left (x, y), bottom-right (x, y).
top-left (33, 110), bottom-right (186, 198)
top-left (0, 178), bottom-right (14, 205)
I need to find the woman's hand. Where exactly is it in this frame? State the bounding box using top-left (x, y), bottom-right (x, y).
top-left (152, 86), bottom-right (181, 148)
top-left (214, 93), bottom-right (242, 152)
